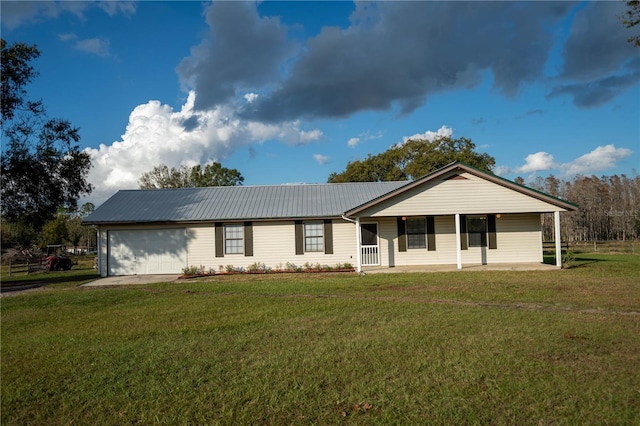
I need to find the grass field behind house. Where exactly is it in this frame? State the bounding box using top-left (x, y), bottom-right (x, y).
top-left (2, 253), bottom-right (639, 425)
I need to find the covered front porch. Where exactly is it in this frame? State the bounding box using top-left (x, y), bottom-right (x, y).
top-left (341, 162), bottom-right (577, 274)
top-left (350, 212), bottom-right (565, 273)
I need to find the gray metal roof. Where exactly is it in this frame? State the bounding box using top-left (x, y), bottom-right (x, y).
top-left (83, 181), bottom-right (408, 224)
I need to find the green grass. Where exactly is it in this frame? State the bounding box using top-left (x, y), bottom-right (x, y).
top-left (2, 253), bottom-right (639, 425)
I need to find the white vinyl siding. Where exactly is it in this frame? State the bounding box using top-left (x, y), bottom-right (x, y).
top-left (379, 216), bottom-right (457, 267)
top-left (478, 213), bottom-right (542, 264)
top-left (182, 221), bottom-right (357, 271)
top-left (186, 226), bottom-right (215, 268)
top-left (359, 172), bottom-right (567, 217)
top-left (460, 214), bottom-right (542, 265)
top-left (374, 214), bottom-right (542, 268)
top-left (95, 213), bottom-right (543, 277)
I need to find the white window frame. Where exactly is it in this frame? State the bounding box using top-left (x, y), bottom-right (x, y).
top-left (304, 222), bottom-right (324, 252)
top-left (224, 224), bottom-right (244, 254)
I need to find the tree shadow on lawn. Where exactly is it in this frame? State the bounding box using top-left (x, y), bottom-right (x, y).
top-left (0, 272), bottom-right (99, 293)
top-left (570, 257), bottom-right (607, 268)
top-left (543, 254), bottom-right (606, 269)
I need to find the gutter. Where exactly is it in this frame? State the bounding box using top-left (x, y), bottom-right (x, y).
top-left (340, 214), bottom-right (356, 224)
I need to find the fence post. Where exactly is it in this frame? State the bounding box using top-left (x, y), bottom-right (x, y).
top-left (9, 260), bottom-right (12, 276)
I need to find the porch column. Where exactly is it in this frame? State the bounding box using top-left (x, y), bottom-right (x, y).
top-left (554, 211), bottom-right (562, 268)
top-left (455, 213), bottom-right (462, 270)
top-left (96, 229), bottom-right (101, 276)
top-left (355, 216), bottom-right (362, 273)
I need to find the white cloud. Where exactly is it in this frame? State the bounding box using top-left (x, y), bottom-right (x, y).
top-left (58, 33), bottom-right (112, 57)
top-left (503, 144), bottom-right (633, 179)
top-left (1, 1), bottom-right (135, 30)
top-left (561, 144), bottom-right (633, 175)
top-left (84, 92), bottom-right (323, 205)
top-left (347, 137), bottom-right (360, 148)
top-left (74, 37), bottom-right (111, 57)
top-left (96, 1), bottom-right (136, 18)
top-left (402, 125), bottom-right (453, 143)
top-left (347, 130), bottom-right (383, 148)
top-left (494, 165), bottom-right (511, 176)
top-left (313, 154), bottom-right (329, 165)
top-left (58, 33), bottom-right (77, 42)
top-left (515, 152), bottom-right (557, 173)
top-left (246, 121), bottom-right (322, 146)
top-left (300, 129), bottom-right (323, 143)
top-left (244, 93), bottom-right (259, 103)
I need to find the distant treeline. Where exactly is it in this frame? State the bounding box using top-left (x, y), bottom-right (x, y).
top-left (524, 174), bottom-right (640, 242)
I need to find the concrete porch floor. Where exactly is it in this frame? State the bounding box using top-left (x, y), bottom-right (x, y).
top-left (362, 262), bottom-right (559, 274)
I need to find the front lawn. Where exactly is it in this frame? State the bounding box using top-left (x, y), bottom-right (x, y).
top-left (2, 253), bottom-right (639, 425)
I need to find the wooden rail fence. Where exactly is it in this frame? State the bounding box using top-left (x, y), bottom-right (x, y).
top-left (542, 241), bottom-right (570, 253)
top-left (8, 258), bottom-right (45, 276)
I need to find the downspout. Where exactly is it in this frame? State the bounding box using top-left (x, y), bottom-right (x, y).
top-left (341, 214), bottom-right (362, 274)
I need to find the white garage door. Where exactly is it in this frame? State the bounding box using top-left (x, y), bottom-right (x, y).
top-left (108, 229), bottom-right (186, 275)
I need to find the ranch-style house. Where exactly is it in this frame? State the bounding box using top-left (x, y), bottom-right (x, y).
top-left (83, 162), bottom-right (578, 276)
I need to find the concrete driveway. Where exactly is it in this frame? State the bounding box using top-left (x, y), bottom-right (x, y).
top-left (82, 274), bottom-right (181, 287)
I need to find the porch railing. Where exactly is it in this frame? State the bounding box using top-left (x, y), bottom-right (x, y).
top-left (361, 245), bottom-right (379, 266)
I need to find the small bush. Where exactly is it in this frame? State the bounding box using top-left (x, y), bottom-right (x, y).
top-left (247, 262), bottom-right (271, 273)
top-left (562, 250), bottom-right (576, 269)
top-left (182, 265), bottom-right (206, 276)
top-left (224, 264), bottom-right (245, 273)
top-left (285, 262), bottom-right (301, 272)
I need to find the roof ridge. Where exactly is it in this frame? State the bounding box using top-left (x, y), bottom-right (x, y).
top-left (121, 180), bottom-right (409, 192)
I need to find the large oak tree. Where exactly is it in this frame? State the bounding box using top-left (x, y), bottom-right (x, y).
top-left (139, 162), bottom-right (244, 189)
top-left (328, 136), bottom-right (495, 183)
top-left (1, 39), bottom-right (93, 232)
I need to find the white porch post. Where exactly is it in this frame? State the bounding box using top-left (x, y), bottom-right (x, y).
top-left (455, 213), bottom-right (462, 270)
top-left (96, 229), bottom-right (101, 276)
top-left (355, 217), bottom-right (362, 273)
top-left (554, 211), bottom-right (562, 268)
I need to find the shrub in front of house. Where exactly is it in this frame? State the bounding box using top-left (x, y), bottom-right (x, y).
top-left (205, 262), bottom-right (355, 275)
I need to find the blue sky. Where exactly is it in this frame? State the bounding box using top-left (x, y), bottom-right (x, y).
top-left (2, 1), bottom-right (639, 206)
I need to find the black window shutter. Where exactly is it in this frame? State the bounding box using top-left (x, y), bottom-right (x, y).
top-left (295, 220), bottom-right (304, 255)
top-left (215, 222), bottom-right (224, 257)
top-left (244, 222), bottom-right (253, 256)
top-left (397, 217), bottom-right (407, 252)
top-left (324, 219), bottom-right (333, 254)
top-left (426, 216), bottom-right (436, 251)
top-left (460, 215), bottom-right (468, 250)
top-left (487, 214), bottom-right (497, 249)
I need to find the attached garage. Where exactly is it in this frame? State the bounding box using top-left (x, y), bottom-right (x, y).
top-left (108, 229), bottom-right (186, 275)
